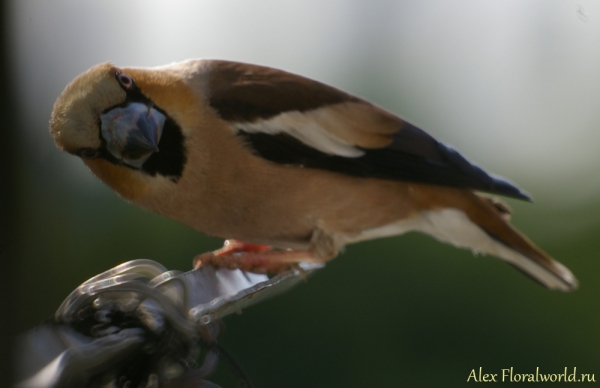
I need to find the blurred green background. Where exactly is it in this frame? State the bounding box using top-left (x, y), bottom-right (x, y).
top-left (4, 0), bottom-right (600, 386)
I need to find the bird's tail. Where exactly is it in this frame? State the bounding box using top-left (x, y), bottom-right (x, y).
top-left (410, 186), bottom-right (578, 291)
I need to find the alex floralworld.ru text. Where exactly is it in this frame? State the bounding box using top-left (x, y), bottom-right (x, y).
top-left (467, 367), bottom-right (595, 382)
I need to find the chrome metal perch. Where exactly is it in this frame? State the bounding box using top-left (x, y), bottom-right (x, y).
top-left (16, 260), bottom-right (323, 388)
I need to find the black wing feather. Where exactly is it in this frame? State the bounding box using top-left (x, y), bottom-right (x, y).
top-left (238, 121), bottom-right (530, 200)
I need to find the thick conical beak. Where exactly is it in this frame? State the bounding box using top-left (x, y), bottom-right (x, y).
top-left (100, 102), bottom-right (166, 168)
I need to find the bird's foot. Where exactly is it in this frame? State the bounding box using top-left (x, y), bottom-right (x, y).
top-left (193, 239), bottom-right (323, 274)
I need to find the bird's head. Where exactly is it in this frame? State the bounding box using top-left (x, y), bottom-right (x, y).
top-left (50, 63), bottom-right (165, 170)
top-left (49, 63), bottom-right (190, 200)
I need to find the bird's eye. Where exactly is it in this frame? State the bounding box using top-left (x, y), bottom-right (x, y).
top-left (77, 148), bottom-right (99, 159)
top-left (115, 72), bottom-right (135, 90)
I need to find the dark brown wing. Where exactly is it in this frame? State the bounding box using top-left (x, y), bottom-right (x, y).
top-left (206, 60), bottom-right (530, 200)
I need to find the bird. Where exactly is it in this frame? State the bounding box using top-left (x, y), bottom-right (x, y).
top-left (49, 59), bottom-right (577, 291)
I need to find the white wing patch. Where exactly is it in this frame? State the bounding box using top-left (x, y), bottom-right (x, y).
top-left (345, 216), bottom-right (425, 244)
top-left (349, 208), bottom-right (574, 291)
top-left (233, 109), bottom-right (365, 158)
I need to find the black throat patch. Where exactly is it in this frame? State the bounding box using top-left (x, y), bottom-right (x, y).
top-left (140, 114), bottom-right (186, 181)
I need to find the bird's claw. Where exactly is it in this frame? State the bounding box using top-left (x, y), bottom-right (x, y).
top-left (193, 240), bottom-right (323, 274)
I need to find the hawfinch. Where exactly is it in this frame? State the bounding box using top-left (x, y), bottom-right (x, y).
top-left (50, 60), bottom-right (577, 291)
